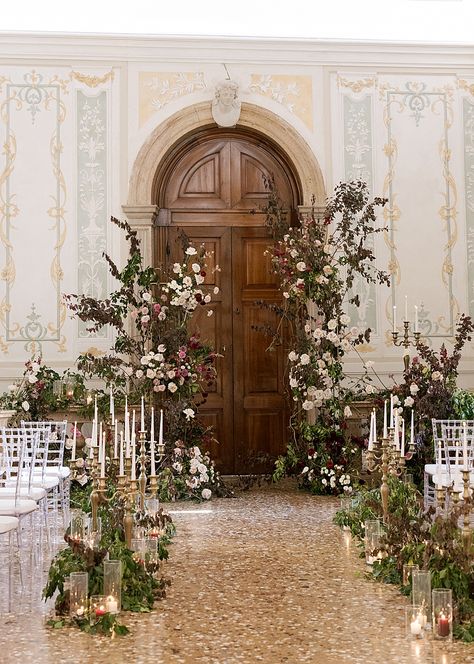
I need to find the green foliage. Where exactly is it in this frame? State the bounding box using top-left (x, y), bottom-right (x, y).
top-left (452, 388), bottom-right (474, 420)
top-left (333, 477), bottom-right (474, 642)
top-left (47, 613), bottom-right (129, 637)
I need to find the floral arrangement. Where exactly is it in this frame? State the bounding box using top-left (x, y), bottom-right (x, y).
top-left (266, 180), bottom-right (390, 494)
top-left (0, 356), bottom-right (62, 421)
top-left (157, 442), bottom-right (219, 501)
top-left (64, 217), bottom-right (221, 499)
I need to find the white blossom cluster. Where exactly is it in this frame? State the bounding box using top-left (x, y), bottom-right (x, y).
top-left (127, 343), bottom-right (198, 394)
top-left (161, 247), bottom-right (219, 317)
top-left (170, 444), bottom-right (217, 500)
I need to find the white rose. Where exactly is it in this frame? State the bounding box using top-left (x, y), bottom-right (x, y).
top-left (146, 369), bottom-right (156, 379)
top-left (168, 382), bottom-right (178, 393)
top-left (213, 286), bottom-right (220, 295)
top-left (136, 369), bottom-right (144, 379)
top-left (186, 247), bottom-right (197, 256)
top-left (302, 466), bottom-right (309, 474)
top-left (300, 353), bottom-right (310, 365)
top-left (290, 249), bottom-right (298, 258)
top-left (327, 319), bottom-right (337, 330)
top-left (158, 344), bottom-right (166, 353)
top-left (28, 375), bottom-right (38, 384)
top-left (288, 351), bottom-right (298, 362)
top-left (323, 265), bottom-right (333, 276)
top-left (302, 400), bottom-right (314, 410)
top-left (404, 396), bottom-right (414, 407)
top-left (172, 462), bottom-right (183, 473)
top-left (392, 395), bottom-right (400, 405)
top-left (142, 292), bottom-right (151, 301)
top-left (432, 371), bottom-right (442, 381)
top-left (201, 488), bottom-right (212, 500)
top-left (172, 263), bottom-right (181, 274)
top-left (22, 400), bottom-right (30, 411)
top-left (296, 261), bottom-right (306, 272)
top-left (344, 405), bottom-right (352, 418)
top-left (365, 384), bottom-right (375, 394)
top-left (340, 314), bottom-right (351, 325)
top-left (192, 263), bottom-right (201, 273)
top-left (410, 383), bottom-right (419, 395)
top-left (183, 408), bottom-right (195, 420)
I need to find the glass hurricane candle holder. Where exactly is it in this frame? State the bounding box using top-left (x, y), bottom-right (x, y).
top-left (364, 519), bottom-right (382, 565)
top-left (145, 497), bottom-right (160, 516)
top-left (69, 572), bottom-right (88, 619)
top-left (90, 595), bottom-right (108, 624)
top-left (432, 588), bottom-right (453, 640)
top-left (405, 605), bottom-right (426, 640)
top-left (131, 537), bottom-right (146, 564)
top-left (403, 562), bottom-right (419, 587)
top-left (103, 560), bottom-right (121, 614)
top-left (340, 496), bottom-right (352, 531)
top-left (70, 510), bottom-right (87, 542)
top-left (412, 570), bottom-right (431, 628)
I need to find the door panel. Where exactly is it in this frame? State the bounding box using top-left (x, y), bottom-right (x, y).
top-left (169, 226), bottom-right (234, 472)
top-left (232, 227), bottom-right (287, 472)
top-left (162, 134), bottom-right (298, 473)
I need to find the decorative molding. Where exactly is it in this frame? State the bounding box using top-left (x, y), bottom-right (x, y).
top-left (0, 70), bottom-right (67, 353)
top-left (71, 70), bottom-right (114, 88)
top-left (382, 79), bottom-right (457, 338)
top-left (249, 74), bottom-right (313, 130)
top-left (77, 90), bottom-right (108, 339)
top-left (342, 93), bottom-right (377, 333)
top-left (463, 97), bottom-right (474, 319)
top-left (128, 101), bottom-right (325, 209)
top-left (138, 72), bottom-right (206, 127)
top-left (337, 75), bottom-right (376, 93)
top-left (458, 79), bottom-right (474, 96)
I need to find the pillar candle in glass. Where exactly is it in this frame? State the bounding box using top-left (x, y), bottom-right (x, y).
top-left (405, 605), bottom-right (425, 640)
top-left (69, 572), bottom-right (88, 618)
top-left (432, 588), bottom-right (452, 640)
top-left (70, 510), bottom-right (87, 542)
top-left (103, 559), bottom-right (122, 614)
top-left (412, 570), bottom-right (431, 628)
top-left (364, 519), bottom-right (382, 565)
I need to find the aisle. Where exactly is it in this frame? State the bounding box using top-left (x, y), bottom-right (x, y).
top-left (1, 485), bottom-right (473, 663)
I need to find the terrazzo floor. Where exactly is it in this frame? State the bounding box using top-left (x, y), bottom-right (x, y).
top-left (1, 483), bottom-right (474, 663)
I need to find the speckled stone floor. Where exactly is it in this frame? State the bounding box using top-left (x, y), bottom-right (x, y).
top-left (1, 483), bottom-right (473, 663)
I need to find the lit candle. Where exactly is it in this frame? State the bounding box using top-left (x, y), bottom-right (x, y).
top-left (159, 409), bottom-right (163, 447)
top-left (94, 396), bottom-right (98, 428)
top-left (140, 396), bottom-right (145, 433)
top-left (114, 419), bottom-right (118, 459)
top-left (150, 407), bottom-right (155, 443)
top-left (106, 596), bottom-right (118, 614)
top-left (463, 421), bottom-right (469, 470)
top-left (390, 394), bottom-right (394, 428)
top-left (410, 409), bottom-right (414, 447)
top-left (383, 400), bottom-right (388, 439)
top-left (392, 305), bottom-right (397, 333)
top-left (71, 422), bottom-right (77, 461)
top-left (410, 617), bottom-right (422, 636)
top-left (100, 432), bottom-right (106, 478)
top-left (414, 305), bottom-right (419, 333)
top-left (438, 613), bottom-right (450, 637)
top-left (132, 410), bottom-right (136, 438)
top-left (91, 418), bottom-right (97, 448)
top-left (400, 418), bottom-right (405, 458)
top-left (98, 422), bottom-right (103, 450)
top-left (95, 603), bottom-right (106, 617)
top-left (404, 295), bottom-right (408, 322)
top-left (110, 386), bottom-right (114, 422)
top-left (131, 431), bottom-right (136, 480)
top-left (119, 431), bottom-right (124, 475)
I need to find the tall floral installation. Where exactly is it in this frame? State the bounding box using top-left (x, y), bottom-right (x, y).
top-left (64, 217), bottom-right (224, 502)
top-left (268, 180), bottom-right (390, 495)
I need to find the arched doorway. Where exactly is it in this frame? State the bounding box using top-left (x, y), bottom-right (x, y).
top-left (156, 128), bottom-right (300, 473)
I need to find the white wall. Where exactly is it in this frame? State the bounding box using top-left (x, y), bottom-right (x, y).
top-left (0, 34), bottom-right (473, 388)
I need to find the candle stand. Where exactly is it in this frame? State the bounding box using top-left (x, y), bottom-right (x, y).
top-left (392, 321), bottom-right (421, 371)
top-left (461, 469), bottom-right (473, 552)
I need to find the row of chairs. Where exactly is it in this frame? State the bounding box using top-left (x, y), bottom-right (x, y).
top-left (0, 421), bottom-right (69, 612)
top-left (424, 419), bottom-right (474, 508)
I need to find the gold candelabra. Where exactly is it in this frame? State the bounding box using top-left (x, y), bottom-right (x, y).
top-left (461, 469), bottom-right (473, 553)
top-left (392, 321), bottom-right (421, 371)
top-left (366, 426), bottom-right (415, 523)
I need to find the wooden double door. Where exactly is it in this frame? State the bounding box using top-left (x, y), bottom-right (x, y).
top-left (161, 133), bottom-right (299, 473)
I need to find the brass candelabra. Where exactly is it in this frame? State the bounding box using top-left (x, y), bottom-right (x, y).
top-left (392, 321), bottom-right (421, 371)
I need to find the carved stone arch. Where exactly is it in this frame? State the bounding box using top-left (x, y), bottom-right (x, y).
top-left (127, 101), bottom-right (325, 206)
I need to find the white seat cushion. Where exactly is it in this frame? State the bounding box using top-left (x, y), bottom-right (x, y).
top-left (0, 516), bottom-right (19, 534)
top-left (31, 466), bottom-right (70, 479)
top-left (0, 486), bottom-right (47, 501)
top-left (0, 498), bottom-right (38, 516)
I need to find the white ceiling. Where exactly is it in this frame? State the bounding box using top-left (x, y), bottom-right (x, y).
top-left (1, 0), bottom-right (473, 43)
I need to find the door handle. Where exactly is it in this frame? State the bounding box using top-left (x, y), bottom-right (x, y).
top-left (234, 307), bottom-right (240, 315)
